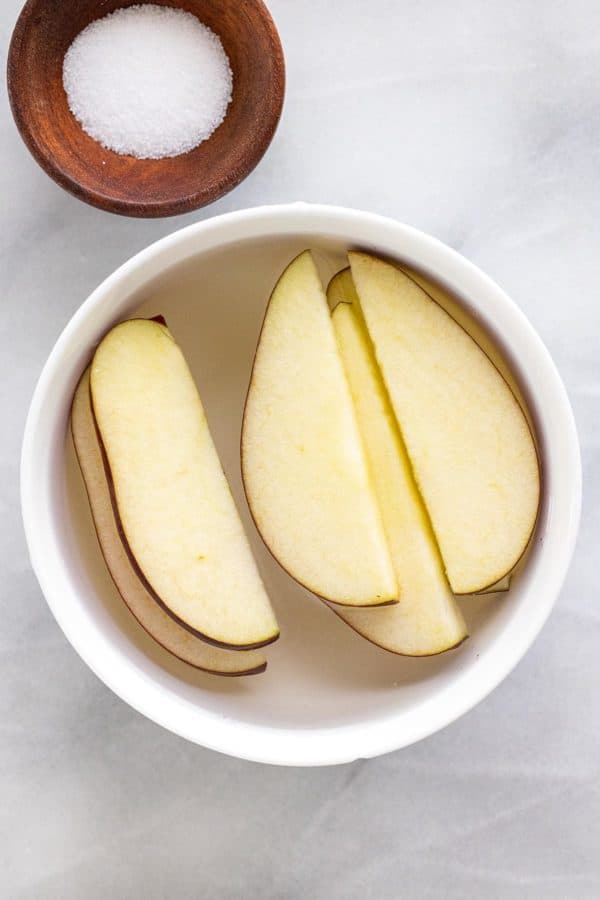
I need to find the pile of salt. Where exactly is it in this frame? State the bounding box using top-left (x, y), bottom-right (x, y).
top-left (62, 4), bottom-right (233, 160)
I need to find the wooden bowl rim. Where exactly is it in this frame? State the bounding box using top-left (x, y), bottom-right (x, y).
top-left (7, 0), bottom-right (285, 218)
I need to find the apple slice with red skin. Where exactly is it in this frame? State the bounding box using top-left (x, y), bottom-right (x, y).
top-left (328, 271), bottom-right (467, 656)
top-left (349, 251), bottom-right (540, 595)
top-left (241, 251), bottom-right (398, 608)
top-left (71, 368), bottom-right (268, 675)
top-left (90, 318), bottom-right (279, 650)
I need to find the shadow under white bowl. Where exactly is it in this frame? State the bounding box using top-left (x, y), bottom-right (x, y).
top-left (21, 204), bottom-right (581, 766)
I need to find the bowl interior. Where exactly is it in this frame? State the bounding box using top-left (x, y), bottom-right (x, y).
top-left (58, 231), bottom-right (542, 731)
top-left (8, 0), bottom-right (284, 216)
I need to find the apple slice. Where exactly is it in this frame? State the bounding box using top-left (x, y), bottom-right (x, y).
top-left (241, 251), bottom-right (397, 607)
top-left (349, 251), bottom-right (540, 594)
top-left (90, 318), bottom-right (279, 649)
top-left (476, 575), bottom-right (511, 594)
top-left (329, 272), bottom-right (467, 655)
top-left (71, 369), bottom-right (267, 675)
top-left (327, 266), bottom-right (355, 310)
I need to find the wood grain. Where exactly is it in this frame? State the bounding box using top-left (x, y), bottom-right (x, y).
top-left (7, 0), bottom-right (285, 217)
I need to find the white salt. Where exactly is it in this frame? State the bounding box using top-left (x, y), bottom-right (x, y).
top-left (62, 4), bottom-right (233, 160)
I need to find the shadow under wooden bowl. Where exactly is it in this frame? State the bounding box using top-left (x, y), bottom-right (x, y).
top-left (7, 0), bottom-right (285, 217)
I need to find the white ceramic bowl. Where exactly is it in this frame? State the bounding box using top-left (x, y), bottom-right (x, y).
top-left (21, 204), bottom-right (581, 766)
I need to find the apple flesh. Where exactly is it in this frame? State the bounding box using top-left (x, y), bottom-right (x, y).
top-left (71, 370), bottom-right (268, 675)
top-left (90, 319), bottom-right (279, 650)
top-left (476, 575), bottom-right (511, 594)
top-left (329, 272), bottom-right (467, 655)
top-left (326, 266), bottom-right (355, 311)
top-left (349, 252), bottom-right (540, 594)
top-left (241, 251), bottom-right (397, 607)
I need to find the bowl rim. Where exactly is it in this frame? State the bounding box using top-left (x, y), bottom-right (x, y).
top-left (7, 0), bottom-right (285, 218)
top-left (21, 203), bottom-right (582, 765)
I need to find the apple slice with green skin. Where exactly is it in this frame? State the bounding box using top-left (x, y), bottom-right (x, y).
top-left (71, 369), bottom-right (267, 676)
top-left (241, 251), bottom-right (397, 607)
top-left (349, 251), bottom-right (540, 595)
top-left (329, 271), bottom-right (467, 655)
top-left (90, 318), bottom-right (279, 650)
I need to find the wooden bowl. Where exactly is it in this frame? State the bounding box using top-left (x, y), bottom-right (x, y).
top-left (7, 0), bottom-right (285, 217)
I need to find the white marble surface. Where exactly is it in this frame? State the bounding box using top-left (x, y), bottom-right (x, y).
top-left (2, 0), bottom-right (599, 896)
